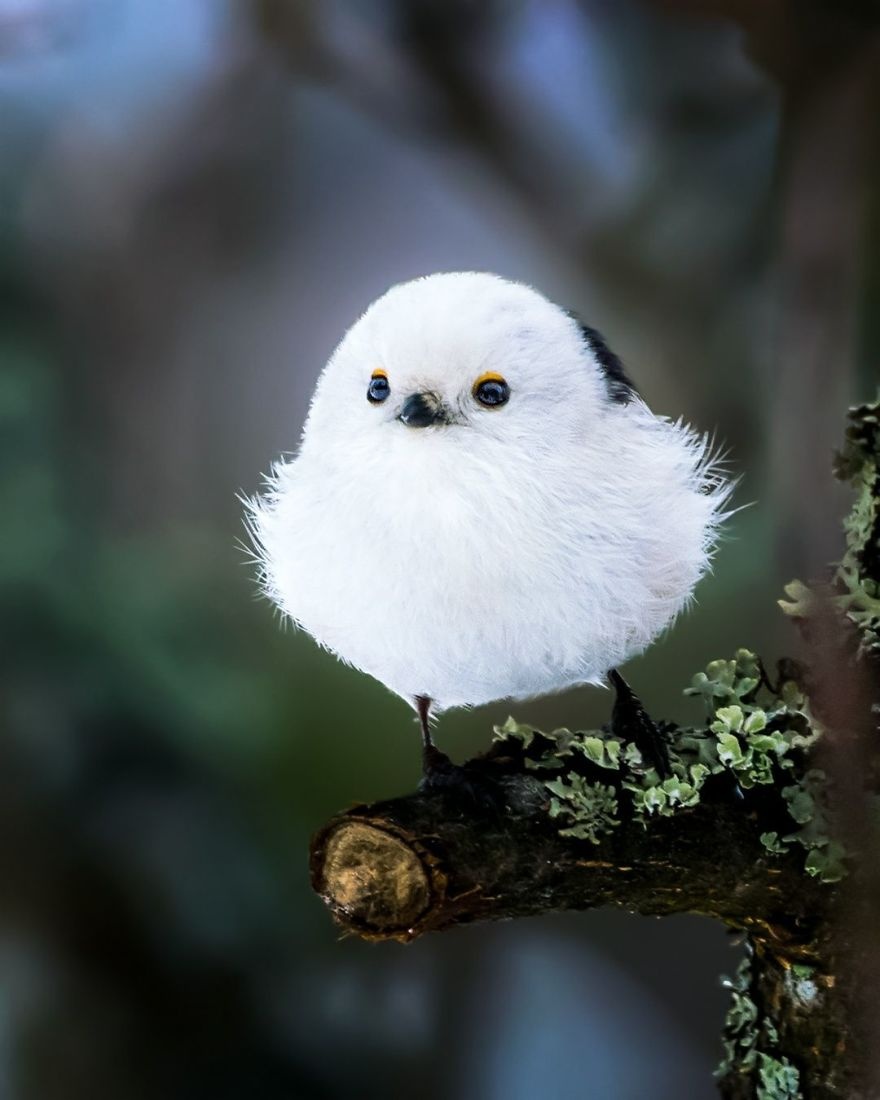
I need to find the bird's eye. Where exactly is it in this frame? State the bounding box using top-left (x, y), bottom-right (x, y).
top-left (367, 370), bottom-right (390, 404)
top-left (473, 372), bottom-right (510, 408)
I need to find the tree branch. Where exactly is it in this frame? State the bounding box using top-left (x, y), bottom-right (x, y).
top-left (310, 759), bottom-right (828, 953)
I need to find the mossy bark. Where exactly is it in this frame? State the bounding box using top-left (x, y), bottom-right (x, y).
top-left (310, 722), bottom-right (876, 1100)
top-left (311, 767), bottom-right (827, 953)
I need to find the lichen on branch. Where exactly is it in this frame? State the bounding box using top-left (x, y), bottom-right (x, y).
top-left (780, 395), bottom-right (880, 661)
top-left (490, 645), bottom-right (844, 882)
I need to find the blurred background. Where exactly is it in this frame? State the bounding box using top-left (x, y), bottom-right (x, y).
top-left (0, 1), bottom-right (877, 1097)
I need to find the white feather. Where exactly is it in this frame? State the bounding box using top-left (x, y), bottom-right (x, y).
top-left (246, 272), bottom-right (732, 712)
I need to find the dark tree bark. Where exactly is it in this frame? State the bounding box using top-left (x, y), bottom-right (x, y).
top-left (311, 769), bottom-right (827, 953)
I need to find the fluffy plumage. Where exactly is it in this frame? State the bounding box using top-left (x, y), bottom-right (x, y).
top-left (247, 272), bottom-right (731, 713)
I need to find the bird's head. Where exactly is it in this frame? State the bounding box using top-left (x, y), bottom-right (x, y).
top-left (301, 272), bottom-right (637, 459)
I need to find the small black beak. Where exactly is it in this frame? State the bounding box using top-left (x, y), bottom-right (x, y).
top-left (398, 392), bottom-right (445, 428)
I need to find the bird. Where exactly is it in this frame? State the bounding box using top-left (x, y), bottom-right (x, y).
top-left (246, 272), bottom-right (732, 783)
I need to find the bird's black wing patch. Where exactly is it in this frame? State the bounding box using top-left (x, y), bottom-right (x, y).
top-left (571, 317), bottom-right (638, 405)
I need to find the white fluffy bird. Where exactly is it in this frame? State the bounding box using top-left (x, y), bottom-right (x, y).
top-left (248, 272), bottom-right (731, 777)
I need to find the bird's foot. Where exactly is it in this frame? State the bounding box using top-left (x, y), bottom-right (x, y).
top-left (419, 745), bottom-right (506, 812)
top-left (608, 669), bottom-right (672, 779)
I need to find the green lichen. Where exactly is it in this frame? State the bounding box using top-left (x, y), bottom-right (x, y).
top-left (545, 775), bottom-right (619, 843)
top-left (493, 648), bottom-right (844, 880)
top-left (787, 963), bottom-right (819, 1007)
top-left (717, 955), bottom-right (803, 1099)
top-left (757, 1054), bottom-right (802, 1100)
top-left (781, 394), bottom-right (880, 660)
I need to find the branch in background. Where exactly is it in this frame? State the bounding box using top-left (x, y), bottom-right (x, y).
top-left (311, 397), bottom-right (880, 1100)
top-left (251, 0), bottom-right (612, 263)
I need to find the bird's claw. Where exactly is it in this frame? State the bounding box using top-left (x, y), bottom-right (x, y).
top-left (609, 669), bottom-right (672, 779)
top-left (419, 748), bottom-right (506, 812)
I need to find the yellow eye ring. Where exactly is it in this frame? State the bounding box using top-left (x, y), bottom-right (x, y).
top-left (371, 368), bottom-right (388, 380)
top-left (472, 372), bottom-right (510, 408)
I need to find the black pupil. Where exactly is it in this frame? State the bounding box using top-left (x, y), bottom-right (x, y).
top-left (476, 379), bottom-right (509, 406)
top-left (368, 375), bottom-right (390, 403)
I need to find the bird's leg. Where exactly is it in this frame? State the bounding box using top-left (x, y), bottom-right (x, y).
top-left (415, 696), bottom-right (504, 810)
top-left (415, 695), bottom-right (453, 775)
top-left (608, 669), bottom-right (671, 778)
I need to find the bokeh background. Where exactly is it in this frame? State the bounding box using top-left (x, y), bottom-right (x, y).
top-left (1, 2), bottom-right (877, 1097)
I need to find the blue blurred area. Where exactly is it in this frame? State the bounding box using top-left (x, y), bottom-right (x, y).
top-left (0, 1), bottom-right (871, 1097)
